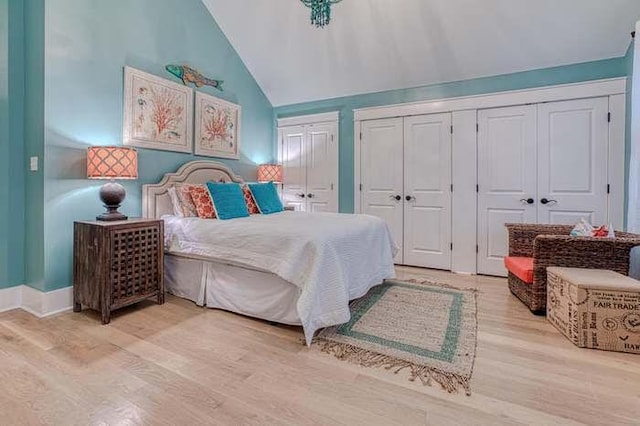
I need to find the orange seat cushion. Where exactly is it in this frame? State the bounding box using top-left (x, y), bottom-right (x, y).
top-left (504, 256), bottom-right (534, 284)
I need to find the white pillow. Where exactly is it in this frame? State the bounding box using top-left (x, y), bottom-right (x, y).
top-left (167, 186), bottom-right (184, 217)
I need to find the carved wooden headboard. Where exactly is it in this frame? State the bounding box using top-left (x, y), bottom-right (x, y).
top-left (142, 160), bottom-right (245, 219)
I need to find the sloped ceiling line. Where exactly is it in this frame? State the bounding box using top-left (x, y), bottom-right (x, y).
top-left (203, 0), bottom-right (640, 106)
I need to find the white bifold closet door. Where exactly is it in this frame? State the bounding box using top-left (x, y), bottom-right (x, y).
top-left (478, 97), bottom-right (610, 276)
top-left (280, 125), bottom-right (307, 211)
top-left (537, 97), bottom-right (609, 225)
top-left (403, 114), bottom-right (452, 269)
top-left (361, 114), bottom-right (452, 269)
top-left (306, 123), bottom-right (338, 212)
top-left (280, 123), bottom-right (338, 212)
top-left (361, 118), bottom-right (405, 262)
top-left (477, 105), bottom-right (538, 276)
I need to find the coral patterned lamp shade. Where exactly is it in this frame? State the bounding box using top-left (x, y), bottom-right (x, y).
top-left (257, 164), bottom-right (283, 184)
top-left (87, 146), bottom-right (138, 221)
top-left (87, 146), bottom-right (138, 180)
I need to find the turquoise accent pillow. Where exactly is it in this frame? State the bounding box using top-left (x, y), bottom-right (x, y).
top-left (247, 182), bottom-right (284, 215)
top-left (206, 182), bottom-right (250, 220)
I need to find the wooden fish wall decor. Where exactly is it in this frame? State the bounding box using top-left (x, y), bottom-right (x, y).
top-left (165, 64), bottom-right (223, 91)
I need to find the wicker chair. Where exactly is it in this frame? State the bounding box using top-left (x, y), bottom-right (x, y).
top-left (504, 223), bottom-right (640, 314)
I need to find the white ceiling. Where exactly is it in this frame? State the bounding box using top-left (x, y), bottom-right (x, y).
top-left (202, 0), bottom-right (640, 107)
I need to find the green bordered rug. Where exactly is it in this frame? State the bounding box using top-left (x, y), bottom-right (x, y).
top-left (313, 279), bottom-right (478, 395)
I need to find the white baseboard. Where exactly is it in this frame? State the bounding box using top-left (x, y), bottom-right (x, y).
top-left (22, 285), bottom-right (73, 317)
top-left (0, 286), bottom-right (23, 313)
top-left (452, 270), bottom-right (475, 276)
top-left (0, 285), bottom-right (73, 317)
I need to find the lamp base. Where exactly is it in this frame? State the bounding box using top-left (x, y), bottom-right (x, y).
top-left (96, 210), bottom-right (128, 222)
top-left (97, 181), bottom-right (128, 222)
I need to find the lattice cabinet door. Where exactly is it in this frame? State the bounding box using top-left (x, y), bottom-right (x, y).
top-left (73, 219), bottom-right (164, 324)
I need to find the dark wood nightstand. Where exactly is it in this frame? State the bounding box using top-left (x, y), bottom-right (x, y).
top-left (73, 218), bottom-right (164, 324)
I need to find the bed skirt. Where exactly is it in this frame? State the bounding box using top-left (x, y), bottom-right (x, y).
top-left (165, 253), bottom-right (302, 325)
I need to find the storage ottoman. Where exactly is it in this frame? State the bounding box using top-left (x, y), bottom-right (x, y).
top-left (546, 267), bottom-right (640, 354)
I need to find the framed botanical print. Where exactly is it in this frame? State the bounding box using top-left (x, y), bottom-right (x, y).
top-left (123, 66), bottom-right (193, 153)
top-left (194, 91), bottom-right (241, 159)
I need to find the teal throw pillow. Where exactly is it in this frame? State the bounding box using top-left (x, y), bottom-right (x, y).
top-left (206, 182), bottom-right (250, 220)
top-left (247, 182), bottom-right (284, 215)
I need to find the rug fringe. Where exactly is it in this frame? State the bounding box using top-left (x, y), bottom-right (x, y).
top-left (399, 278), bottom-right (479, 293)
top-left (313, 338), bottom-right (472, 396)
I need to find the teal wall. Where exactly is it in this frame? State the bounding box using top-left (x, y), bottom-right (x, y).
top-left (625, 38), bottom-right (635, 228)
top-left (0, 0), bottom-right (27, 290)
top-left (9, 0), bottom-right (26, 289)
top-left (0, 0), bottom-right (10, 288)
top-left (276, 57), bottom-right (629, 214)
top-left (24, 0), bottom-right (45, 291)
top-left (630, 28), bottom-right (640, 233)
top-left (42, 0), bottom-right (274, 291)
top-left (4, 0), bottom-right (635, 293)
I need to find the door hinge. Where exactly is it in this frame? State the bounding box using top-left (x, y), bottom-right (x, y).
top-left (476, 184), bottom-right (479, 193)
top-left (476, 245), bottom-right (479, 253)
top-left (359, 183), bottom-right (363, 191)
top-left (450, 243), bottom-right (453, 251)
top-left (607, 184), bottom-right (610, 194)
top-left (359, 132), bottom-right (362, 140)
top-left (450, 125), bottom-right (453, 135)
top-left (450, 184), bottom-right (453, 192)
top-left (331, 134), bottom-right (334, 142)
top-left (331, 183), bottom-right (334, 191)
top-left (476, 123), bottom-right (479, 133)
top-left (608, 112), bottom-right (611, 123)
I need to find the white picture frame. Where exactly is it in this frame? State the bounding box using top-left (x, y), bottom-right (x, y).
top-left (123, 66), bottom-right (193, 153)
top-left (194, 91), bottom-right (241, 159)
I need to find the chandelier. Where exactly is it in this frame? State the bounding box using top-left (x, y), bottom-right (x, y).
top-left (300, 0), bottom-right (342, 28)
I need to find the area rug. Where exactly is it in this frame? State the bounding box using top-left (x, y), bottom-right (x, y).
top-left (313, 279), bottom-right (477, 395)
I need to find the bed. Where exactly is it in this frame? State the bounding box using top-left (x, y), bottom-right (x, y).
top-left (142, 161), bottom-right (397, 344)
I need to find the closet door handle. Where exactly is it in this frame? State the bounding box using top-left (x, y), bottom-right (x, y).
top-left (390, 195), bottom-right (401, 201)
top-left (307, 193), bottom-right (314, 198)
top-left (540, 198), bottom-right (557, 205)
top-left (297, 193), bottom-right (306, 198)
top-left (405, 195), bottom-right (415, 201)
top-left (520, 198), bottom-right (534, 205)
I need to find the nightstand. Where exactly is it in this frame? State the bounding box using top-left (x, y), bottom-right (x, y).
top-left (73, 218), bottom-right (164, 324)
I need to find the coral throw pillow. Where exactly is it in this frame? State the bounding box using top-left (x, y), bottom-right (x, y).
top-left (188, 185), bottom-right (217, 219)
top-left (173, 184), bottom-right (199, 217)
top-left (242, 184), bottom-right (260, 215)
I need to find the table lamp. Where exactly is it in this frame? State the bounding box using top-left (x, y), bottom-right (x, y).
top-left (87, 146), bottom-right (138, 221)
top-left (257, 164), bottom-right (283, 183)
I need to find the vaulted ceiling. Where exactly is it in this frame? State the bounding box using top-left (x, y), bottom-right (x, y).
top-left (202, 0), bottom-right (640, 106)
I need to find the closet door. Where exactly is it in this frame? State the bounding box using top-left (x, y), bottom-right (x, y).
top-left (360, 118), bottom-right (404, 262)
top-left (305, 123), bottom-right (338, 212)
top-left (403, 113), bottom-right (452, 269)
top-left (280, 126), bottom-right (307, 211)
top-left (537, 97), bottom-right (609, 225)
top-left (478, 105), bottom-right (537, 276)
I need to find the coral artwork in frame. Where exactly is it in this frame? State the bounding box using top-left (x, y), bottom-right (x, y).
top-left (123, 66), bottom-right (193, 153)
top-left (194, 91), bottom-right (241, 159)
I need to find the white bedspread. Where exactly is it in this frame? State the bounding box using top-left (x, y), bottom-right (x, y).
top-left (163, 212), bottom-right (398, 345)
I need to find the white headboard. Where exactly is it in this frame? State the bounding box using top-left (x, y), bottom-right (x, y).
top-left (142, 160), bottom-right (245, 219)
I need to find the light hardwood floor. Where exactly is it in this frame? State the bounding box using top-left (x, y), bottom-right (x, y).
top-left (1, 267), bottom-right (639, 425)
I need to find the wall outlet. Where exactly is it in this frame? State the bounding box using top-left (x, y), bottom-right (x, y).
top-left (30, 156), bottom-right (38, 172)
